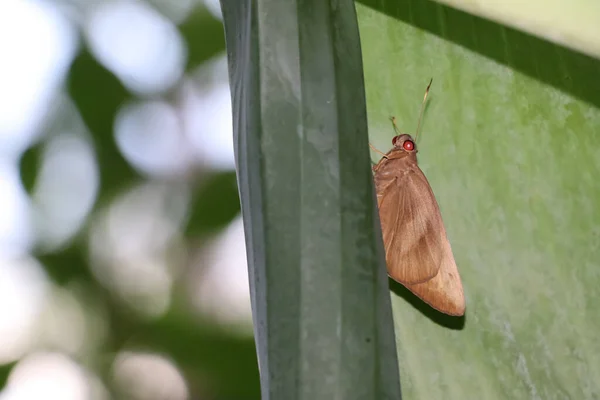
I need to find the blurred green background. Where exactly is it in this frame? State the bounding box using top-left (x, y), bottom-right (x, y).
top-left (1, 0), bottom-right (258, 399)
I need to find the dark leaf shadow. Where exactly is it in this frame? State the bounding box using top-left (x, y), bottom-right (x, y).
top-left (389, 278), bottom-right (466, 330)
top-left (357, 0), bottom-right (600, 109)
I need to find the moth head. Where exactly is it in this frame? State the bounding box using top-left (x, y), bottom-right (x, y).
top-left (392, 134), bottom-right (417, 152)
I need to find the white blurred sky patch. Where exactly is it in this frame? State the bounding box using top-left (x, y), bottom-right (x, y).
top-left (36, 284), bottom-right (108, 359)
top-left (0, 0), bottom-right (78, 257)
top-left (0, 162), bottom-right (33, 257)
top-left (112, 351), bottom-right (189, 400)
top-left (113, 59), bottom-right (236, 176)
top-left (85, 0), bottom-right (186, 95)
top-left (190, 215), bottom-right (252, 334)
top-left (0, 352), bottom-right (108, 400)
top-left (0, 257), bottom-right (49, 364)
top-left (32, 131), bottom-right (99, 252)
top-left (202, 0), bottom-right (222, 20)
top-left (114, 100), bottom-right (194, 177)
top-left (0, 0), bottom-right (77, 155)
top-left (182, 55), bottom-right (235, 170)
top-left (146, 0), bottom-right (198, 23)
top-left (88, 182), bottom-right (190, 318)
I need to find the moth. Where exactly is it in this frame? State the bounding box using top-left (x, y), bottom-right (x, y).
top-left (371, 80), bottom-right (465, 316)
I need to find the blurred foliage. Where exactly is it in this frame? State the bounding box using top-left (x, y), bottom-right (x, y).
top-left (0, 362), bottom-right (15, 391)
top-left (185, 171), bottom-right (240, 237)
top-left (14, 2), bottom-right (257, 399)
top-left (179, 7), bottom-right (226, 70)
top-left (67, 49), bottom-right (136, 204)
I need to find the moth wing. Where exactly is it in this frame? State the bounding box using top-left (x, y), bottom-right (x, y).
top-left (404, 228), bottom-right (466, 316)
top-left (377, 167), bottom-right (444, 284)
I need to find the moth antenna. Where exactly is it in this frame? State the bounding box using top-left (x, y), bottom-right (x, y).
top-left (415, 78), bottom-right (432, 142)
top-left (389, 116), bottom-right (402, 135)
top-left (369, 142), bottom-right (387, 157)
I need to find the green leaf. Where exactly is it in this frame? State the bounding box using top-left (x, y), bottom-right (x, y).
top-left (220, 0), bottom-right (401, 398)
top-left (357, 0), bottom-right (600, 398)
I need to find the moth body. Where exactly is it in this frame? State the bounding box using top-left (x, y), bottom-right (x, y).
top-left (373, 132), bottom-right (465, 316)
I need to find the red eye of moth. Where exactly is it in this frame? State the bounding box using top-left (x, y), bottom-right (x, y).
top-left (402, 140), bottom-right (414, 151)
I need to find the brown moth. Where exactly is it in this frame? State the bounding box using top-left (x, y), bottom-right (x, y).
top-left (371, 79), bottom-right (465, 316)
